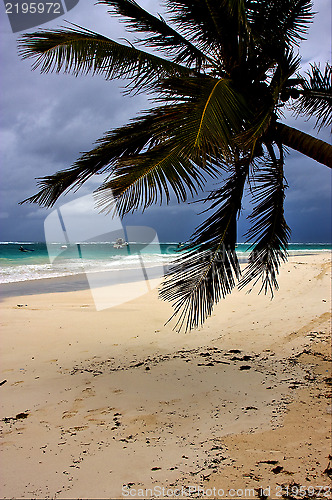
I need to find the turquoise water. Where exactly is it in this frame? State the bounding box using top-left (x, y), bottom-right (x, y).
top-left (0, 242), bottom-right (330, 284)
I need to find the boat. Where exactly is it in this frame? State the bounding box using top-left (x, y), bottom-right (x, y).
top-left (113, 238), bottom-right (128, 249)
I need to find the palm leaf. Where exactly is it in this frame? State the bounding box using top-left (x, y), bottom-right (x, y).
top-left (271, 48), bottom-right (301, 98)
top-left (20, 77), bottom-right (249, 209)
top-left (19, 165), bottom-right (95, 207)
top-left (158, 76), bottom-right (252, 158)
top-left (20, 91), bottom-right (233, 209)
top-left (236, 50), bottom-right (301, 151)
top-left (95, 141), bottom-right (216, 216)
top-left (19, 114), bottom-right (157, 206)
top-left (18, 25), bottom-right (190, 93)
top-left (293, 63), bottom-right (332, 131)
top-left (160, 158), bottom-right (249, 331)
top-left (166, 0), bottom-right (250, 70)
top-left (239, 145), bottom-right (290, 295)
top-left (247, 0), bottom-right (313, 51)
top-left (95, 77), bottom-right (251, 215)
top-left (20, 104), bottom-right (197, 206)
top-left (191, 77), bottom-right (250, 152)
top-left (98, 0), bottom-right (213, 71)
top-left (165, 0), bottom-right (225, 53)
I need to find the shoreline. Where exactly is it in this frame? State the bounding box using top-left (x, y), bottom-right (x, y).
top-left (0, 253), bottom-right (331, 499)
top-left (0, 250), bottom-right (330, 300)
top-left (0, 265), bottom-right (166, 300)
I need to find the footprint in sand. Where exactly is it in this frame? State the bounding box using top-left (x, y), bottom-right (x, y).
top-left (81, 388), bottom-right (96, 398)
top-left (62, 410), bottom-right (78, 419)
top-left (86, 407), bottom-right (114, 416)
top-left (66, 425), bottom-right (88, 432)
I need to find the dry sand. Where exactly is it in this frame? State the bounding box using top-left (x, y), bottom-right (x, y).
top-left (0, 253), bottom-right (331, 499)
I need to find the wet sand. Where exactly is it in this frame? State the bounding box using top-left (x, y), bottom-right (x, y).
top-left (0, 253), bottom-right (331, 499)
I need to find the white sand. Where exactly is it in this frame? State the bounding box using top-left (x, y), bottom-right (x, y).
top-left (0, 253), bottom-right (331, 499)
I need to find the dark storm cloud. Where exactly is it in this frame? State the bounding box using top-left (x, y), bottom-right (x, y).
top-left (0, 0), bottom-right (152, 240)
top-left (0, 0), bottom-right (331, 242)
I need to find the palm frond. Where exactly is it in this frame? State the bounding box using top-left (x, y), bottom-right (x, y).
top-left (165, 0), bottom-right (223, 52)
top-left (18, 25), bottom-right (190, 93)
top-left (162, 76), bottom-right (252, 158)
top-left (19, 164), bottom-right (94, 207)
top-left (236, 50), bottom-right (301, 149)
top-left (20, 79), bottom-right (249, 209)
top-left (19, 112), bottom-right (159, 206)
top-left (160, 158), bottom-right (250, 331)
top-left (95, 142), bottom-right (214, 216)
top-left (20, 104), bottom-right (196, 207)
top-left (32, 88), bottom-right (247, 212)
top-left (293, 63), bottom-right (332, 131)
top-left (247, 0), bottom-right (313, 55)
top-left (239, 145), bottom-right (290, 295)
top-left (98, 0), bottom-right (213, 71)
top-left (237, 107), bottom-right (274, 153)
top-left (270, 49), bottom-right (301, 97)
top-left (279, 0), bottom-right (313, 45)
top-left (165, 0), bottom-right (250, 70)
top-left (95, 77), bottom-right (251, 215)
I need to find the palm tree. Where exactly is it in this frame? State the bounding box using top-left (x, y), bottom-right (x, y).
top-left (19, 0), bottom-right (332, 331)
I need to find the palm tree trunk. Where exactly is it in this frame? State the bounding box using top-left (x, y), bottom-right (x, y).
top-left (276, 123), bottom-right (332, 168)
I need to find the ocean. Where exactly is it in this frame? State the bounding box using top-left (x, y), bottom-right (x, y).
top-left (0, 241), bottom-right (330, 285)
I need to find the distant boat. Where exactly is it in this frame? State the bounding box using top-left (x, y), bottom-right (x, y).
top-left (19, 245), bottom-right (34, 252)
top-left (61, 245), bottom-right (68, 249)
top-left (113, 238), bottom-right (128, 249)
top-left (177, 241), bottom-right (186, 248)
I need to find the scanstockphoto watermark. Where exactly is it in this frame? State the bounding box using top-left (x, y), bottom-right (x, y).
top-left (3, 0), bottom-right (80, 32)
top-left (122, 484), bottom-right (332, 498)
top-left (44, 191), bottom-right (165, 311)
top-left (122, 485), bottom-right (257, 498)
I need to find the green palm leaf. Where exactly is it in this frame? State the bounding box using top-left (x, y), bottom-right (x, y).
top-left (190, 77), bottom-right (250, 153)
top-left (271, 49), bottom-right (301, 97)
top-left (165, 0), bottom-right (226, 53)
top-left (96, 77), bottom-right (251, 215)
top-left (19, 165), bottom-right (94, 207)
top-left (159, 76), bottom-right (252, 158)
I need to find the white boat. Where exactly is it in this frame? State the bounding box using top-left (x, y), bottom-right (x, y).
top-left (113, 238), bottom-right (128, 249)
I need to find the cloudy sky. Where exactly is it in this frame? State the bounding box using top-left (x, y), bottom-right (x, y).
top-left (0, 0), bottom-right (331, 243)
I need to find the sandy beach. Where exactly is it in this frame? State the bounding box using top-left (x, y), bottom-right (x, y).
top-left (0, 253), bottom-right (331, 499)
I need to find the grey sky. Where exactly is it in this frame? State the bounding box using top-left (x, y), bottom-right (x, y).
top-left (0, 0), bottom-right (331, 243)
